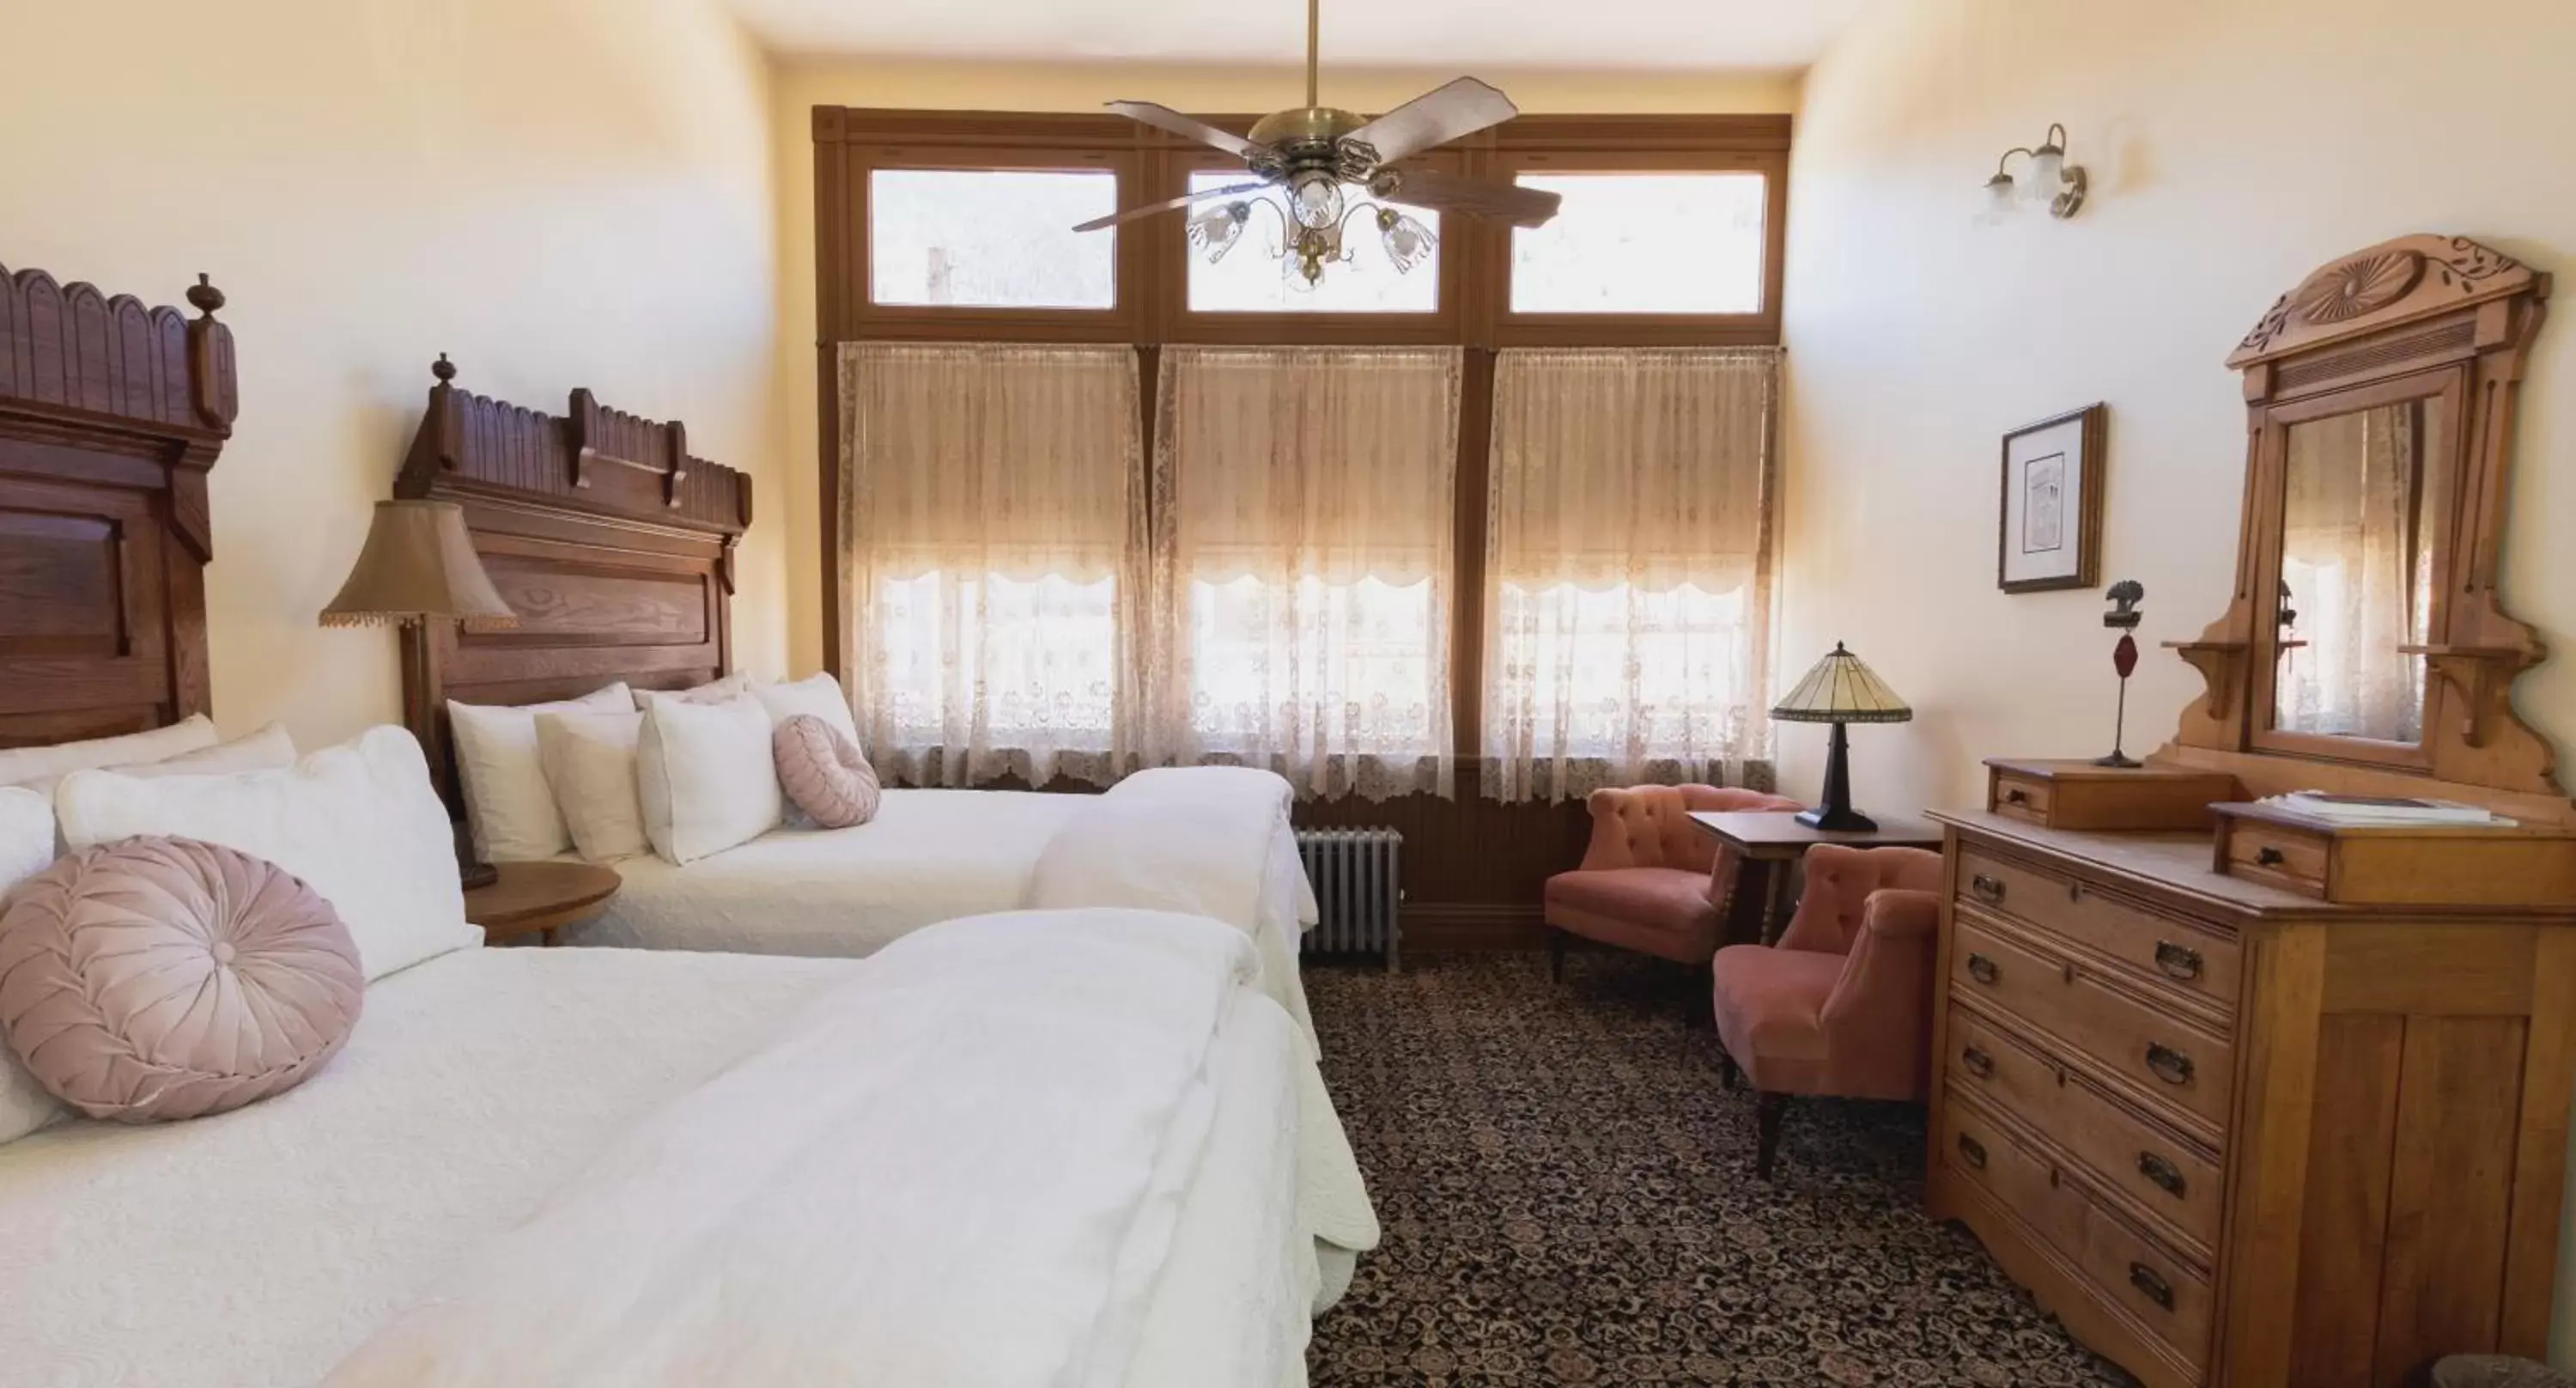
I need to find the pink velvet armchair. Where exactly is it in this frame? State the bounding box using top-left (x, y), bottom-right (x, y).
top-left (1543, 784), bottom-right (1803, 1000)
top-left (1709, 843), bottom-right (1946, 1178)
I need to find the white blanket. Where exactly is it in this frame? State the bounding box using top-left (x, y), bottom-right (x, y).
top-left (1026, 766), bottom-right (1322, 1043)
top-left (329, 910), bottom-right (1362, 1388)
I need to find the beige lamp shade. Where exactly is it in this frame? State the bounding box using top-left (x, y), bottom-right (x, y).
top-left (319, 500), bottom-right (517, 630)
top-left (1771, 642), bottom-right (1911, 724)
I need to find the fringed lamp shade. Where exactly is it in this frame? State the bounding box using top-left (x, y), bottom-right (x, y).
top-left (319, 501), bottom-right (516, 631)
top-left (1771, 642), bottom-right (1912, 725)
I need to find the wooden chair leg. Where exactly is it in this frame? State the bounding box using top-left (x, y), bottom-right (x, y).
top-left (1548, 928), bottom-right (1567, 983)
top-left (1717, 1048), bottom-right (1741, 1091)
top-left (1754, 1092), bottom-right (1790, 1179)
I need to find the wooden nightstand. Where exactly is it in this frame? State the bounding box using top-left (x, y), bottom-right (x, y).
top-left (463, 861), bottom-right (620, 947)
top-left (1687, 809), bottom-right (1945, 945)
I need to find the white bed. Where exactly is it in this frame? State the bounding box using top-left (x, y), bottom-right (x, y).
top-left (0, 929), bottom-right (1369, 1388)
top-left (564, 774), bottom-right (1327, 1040)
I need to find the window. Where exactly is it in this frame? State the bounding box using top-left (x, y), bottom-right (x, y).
top-left (868, 168), bottom-right (1118, 309)
top-left (1183, 171), bottom-right (1442, 314)
top-left (1509, 173), bottom-right (1768, 315)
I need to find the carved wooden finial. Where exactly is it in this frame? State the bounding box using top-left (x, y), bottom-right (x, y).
top-left (431, 353), bottom-right (457, 384)
top-left (185, 273), bottom-right (225, 318)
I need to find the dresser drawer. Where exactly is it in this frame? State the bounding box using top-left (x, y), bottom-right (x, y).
top-left (1952, 916), bottom-right (2236, 1135)
top-left (2216, 816), bottom-right (2330, 898)
top-left (1948, 1008), bottom-right (2223, 1259)
top-left (1942, 1093), bottom-right (2084, 1254)
top-left (2072, 1188), bottom-right (2216, 1374)
top-left (1958, 847), bottom-right (2242, 1016)
top-left (1990, 770), bottom-right (2055, 825)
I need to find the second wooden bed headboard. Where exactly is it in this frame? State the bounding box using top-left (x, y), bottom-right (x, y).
top-left (394, 356), bottom-right (751, 809)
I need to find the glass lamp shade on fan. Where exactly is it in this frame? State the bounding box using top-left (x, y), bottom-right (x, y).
top-left (1771, 642), bottom-right (1912, 831)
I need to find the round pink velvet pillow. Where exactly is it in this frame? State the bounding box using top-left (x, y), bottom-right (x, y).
top-left (0, 837), bottom-right (363, 1123)
top-left (773, 714), bottom-right (882, 830)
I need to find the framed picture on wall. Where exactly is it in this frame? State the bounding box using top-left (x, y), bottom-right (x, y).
top-left (1997, 403), bottom-right (2106, 594)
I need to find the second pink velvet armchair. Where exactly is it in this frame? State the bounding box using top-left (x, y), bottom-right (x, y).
top-left (1710, 843), bottom-right (1947, 1178)
top-left (1543, 784), bottom-right (1803, 995)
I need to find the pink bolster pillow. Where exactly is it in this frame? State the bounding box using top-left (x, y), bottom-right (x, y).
top-left (772, 715), bottom-right (881, 830)
top-left (0, 837), bottom-right (363, 1123)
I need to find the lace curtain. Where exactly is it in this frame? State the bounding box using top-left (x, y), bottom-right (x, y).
top-left (836, 342), bottom-right (1144, 787)
top-left (1146, 346), bottom-right (1462, 800)
top-left (1483, 347), bottom-right (1781, 802)
top-left (2277, 403), bottom-right (2429, 743)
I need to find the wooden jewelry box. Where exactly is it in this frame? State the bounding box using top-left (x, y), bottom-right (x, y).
top-left (1984, 758), bottom-right (2241, 832)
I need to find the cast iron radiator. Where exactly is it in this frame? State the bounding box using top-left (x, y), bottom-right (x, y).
top-left (1295, 827), bottom-right (1403, 971)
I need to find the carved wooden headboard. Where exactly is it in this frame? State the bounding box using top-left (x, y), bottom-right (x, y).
top-left (0, 262), bottom-right (238, 747)
top-left (393, 357), bottom-right (751, 809)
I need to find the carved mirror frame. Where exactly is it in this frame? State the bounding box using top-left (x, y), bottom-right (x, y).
top-left (2161, 234), bottom-right (2561, 813)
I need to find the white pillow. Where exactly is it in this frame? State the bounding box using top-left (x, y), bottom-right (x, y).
top-left (56, 726), bottom-right (482, 982)
top-left (448, 685), bottom-right (634, 861)
top-left (536, 710), bottom-right (650, 863)
top-left (634, 674), bottom-right (750, 710)
top-left (110, 721), bottom-right (296, 780)
top-left (0, 714), bottom-right (219, 788)
top-left (0, 786), bottom-right (67, 1145)
top-left (635, 695), bottom-right (781, 865)
top-left (751, 673), bottom-right (861, 746)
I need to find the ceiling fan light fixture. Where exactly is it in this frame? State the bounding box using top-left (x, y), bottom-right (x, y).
top-left (1377, 207), bottom-right (1436, 275)
top-left (1288, 170), bottom-right (1345, 231)
top-left (1188, 200), bottom-right (1252, 263)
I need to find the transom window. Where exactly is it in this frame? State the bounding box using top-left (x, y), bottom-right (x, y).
top-left (1183, 171), bottom-right (1442, 315)
top-left (867, 168), bottom-right (1118, 310)
top-left (1509, 172), bottom-right (1770, 315)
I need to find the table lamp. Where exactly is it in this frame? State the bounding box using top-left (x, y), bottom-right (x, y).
top-left (320, 498), bottom-right (517, 886)
top-left (1771, 641), bottom-right (1912, 832)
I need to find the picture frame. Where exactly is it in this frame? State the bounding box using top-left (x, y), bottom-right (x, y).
top-left (1997, 403), bottom-right (2106, 594)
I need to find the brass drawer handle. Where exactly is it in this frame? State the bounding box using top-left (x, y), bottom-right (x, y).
top-left (1970, 874), bottom-right (2008, 904)
top-left (1966, 953), bottom-right (2001, 985)
top-left (2154, 941), bottom-right (2203, 981)
top-left (1961, 1047), bottom-right (1996, 1080)
top-left (2254, 845), bottom-right (2287, 868)
top-left (1956, 1134), bottom-right (1988, 1170)
top-left (2137, 1151), bottom-right (2187, 1198)
top-left (2144, 1043), bottom-right (2195, 1087)
top-left (2129, 1262), bottom-right (2175, 1312)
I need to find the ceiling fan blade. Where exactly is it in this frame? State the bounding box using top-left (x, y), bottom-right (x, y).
top-left (1071, 181), bottom-right (1269, 234)
top-left (1370, 168), bottom-right (1562, 228)
top-left (1342, 78), bottom-right (1520, 167)
top-left (1104, 100), bottom-right (1268, 161)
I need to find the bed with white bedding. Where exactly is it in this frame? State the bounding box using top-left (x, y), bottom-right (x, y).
top-left (0, 921), bottom-right (1372, 1388)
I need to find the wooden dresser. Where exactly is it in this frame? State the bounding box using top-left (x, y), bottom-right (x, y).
top-left (1926, 810), bottom-right (2576, 1386)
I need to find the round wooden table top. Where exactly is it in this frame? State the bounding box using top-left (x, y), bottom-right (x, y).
top-left (463, 861), bottom-right (622, 941)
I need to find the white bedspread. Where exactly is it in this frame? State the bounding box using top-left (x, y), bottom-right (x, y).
top-left (329, 911), bottom-right (1372, 1388)
top-left (0, 947), bottom-right (858, 1388)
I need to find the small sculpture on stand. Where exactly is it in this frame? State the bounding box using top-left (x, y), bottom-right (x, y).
top-left (2097, 579), bottom-right (2145, 768)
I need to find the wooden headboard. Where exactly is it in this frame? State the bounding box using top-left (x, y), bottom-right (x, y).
top-left (0, 262), bottom-right (238, 747)
top-left (392, 357), bottom-right (751, 809)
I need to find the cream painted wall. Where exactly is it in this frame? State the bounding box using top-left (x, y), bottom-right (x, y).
top-left (0, 0), bottom-right (782, 750)
top-left (1779, 0), bottom-right (2576, 825)
top-left (769, 58), bottom-right (1801, 675)
top-left (1783, 0), bottom-right (2576, 1360)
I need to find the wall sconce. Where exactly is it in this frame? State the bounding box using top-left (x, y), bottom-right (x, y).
top-left (1982, 122), bottom-right (2087, 220)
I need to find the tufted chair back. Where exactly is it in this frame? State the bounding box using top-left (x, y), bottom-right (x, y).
top-left (1779, 843), bottom-right (1947, 955)
top-left (1577, 784), bottom-right (1803, 881)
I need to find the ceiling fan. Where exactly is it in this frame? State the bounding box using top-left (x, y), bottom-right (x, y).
top-left (1072, 0), bottom-right (1562, 286)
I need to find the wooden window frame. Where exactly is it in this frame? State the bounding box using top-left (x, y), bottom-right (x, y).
top-left (814, 107), bottom-right (1792, 746)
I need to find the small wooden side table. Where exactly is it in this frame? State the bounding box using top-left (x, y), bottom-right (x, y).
top-left (1688, 810), bottom-right (1945, 945)
top-left (463, 861), bottom-right (621, 947)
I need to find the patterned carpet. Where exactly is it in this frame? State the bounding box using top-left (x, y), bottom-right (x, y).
top-left (1300, 952), bottom-right (2133, 1387)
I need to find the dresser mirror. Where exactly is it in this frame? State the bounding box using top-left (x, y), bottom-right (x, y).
top-left (2263, 389), bottom-right (2445, 751)
top-left (2165, 234), bottom-right (2564, 816)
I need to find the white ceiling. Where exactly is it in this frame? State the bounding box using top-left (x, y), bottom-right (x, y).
top-left (721, 0), bottom-right (1874, 71)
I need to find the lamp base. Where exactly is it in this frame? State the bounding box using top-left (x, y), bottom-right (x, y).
top-left (2093, 752), bottom-right (2143, 770)
top-left (1795, 805), bottom-right (1880, 833)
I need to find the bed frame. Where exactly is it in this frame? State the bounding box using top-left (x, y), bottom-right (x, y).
top-left (0, 261), bottom-right (237, 747)
top-left (392, 356), bottom-right (750, 811)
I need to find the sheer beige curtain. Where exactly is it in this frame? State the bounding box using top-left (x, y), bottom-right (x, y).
top-left (2277, 404), bottom-right (2429, 743)
top-left (1483, 347), bottom-right (1781, 802)
top-left (1147, 346), bottom-right (1462, 800)
top-left (836, 342), bottom-right (1144, 787)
